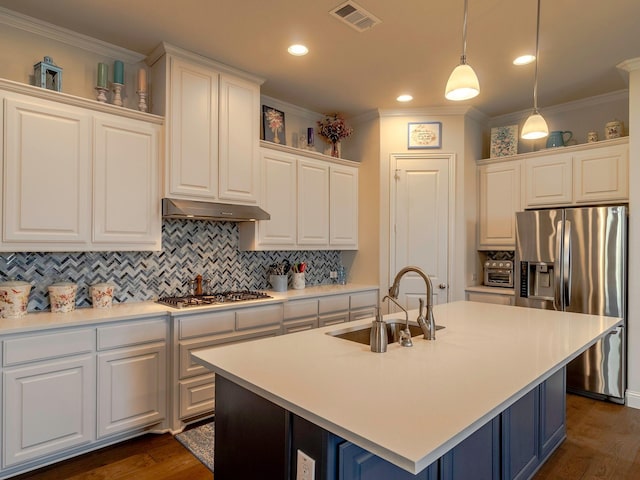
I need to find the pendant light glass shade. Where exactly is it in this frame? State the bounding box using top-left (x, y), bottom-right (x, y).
top-left (445, 0), bottom-right (479, 101)
top-left (521, 0), bottom-right (548, 140)
top-left (445, 63), bottom-right (480, 100)
top-left (521, 110), bottom-right (549, 139)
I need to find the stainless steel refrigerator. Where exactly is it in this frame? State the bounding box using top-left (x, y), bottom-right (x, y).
top-left (515, 205), bottom-right (627, 403)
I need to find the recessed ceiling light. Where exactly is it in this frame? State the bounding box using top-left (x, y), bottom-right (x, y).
top-left (513, 54), bottom-right (536, 66)
top-left (396, 94), bottom-right (413, 102)
top-left (288, 44), bottom-right (309, 56)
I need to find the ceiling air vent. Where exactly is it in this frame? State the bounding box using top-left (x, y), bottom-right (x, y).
top-left (330, 1), bottom-right (381, 32)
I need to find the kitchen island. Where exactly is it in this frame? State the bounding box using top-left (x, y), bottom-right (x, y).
top-left (192, 301), bottom-right (622, 479)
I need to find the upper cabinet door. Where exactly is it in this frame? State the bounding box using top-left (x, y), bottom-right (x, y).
top-left (258, 150), bottom-right (297, 246)
top-left (478, 160), bottom-right (522, 249)
top-left (330, 165), bottom-right (358, 248)
top-left (93, 115), bottom-right (161, 248)
top-left (297, 159), bottom-right (329, 245)
top-left (167, 57), bottom-right (219, 199)
top-left (525, 154), bottom-right (573, 207)
top-left (3, 96), bottom-right (91, 244)
top-left (573, 142), bottom-right (629, 204)
top-left (218, 74), bottom-right (260, 203)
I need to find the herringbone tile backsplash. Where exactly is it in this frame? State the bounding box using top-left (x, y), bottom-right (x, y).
top-left (0, 220), bottom-right (342, 311)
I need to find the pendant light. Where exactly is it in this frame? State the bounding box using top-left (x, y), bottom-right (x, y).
top-left (445, 0), bottom-right (480, 101)
top-left (521, 0), bottom-right (549, 139)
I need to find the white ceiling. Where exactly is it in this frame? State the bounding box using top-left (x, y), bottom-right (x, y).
top-left (1, 0), bottom-right (639, 118)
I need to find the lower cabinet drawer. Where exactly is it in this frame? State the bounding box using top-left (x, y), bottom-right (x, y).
top-left (283, 317), bottom-right (318, 334)
top-left (319, 294), bottom-right (350, 315)
top-left (97, 318), bottom-right (166, 350)
top-left (349, 307), bottom-right (376, 322)
top-left (4, 329), bottom-right (94, 366)
top-left (179, 374), bottom-right (215, 419)
top-left (350, 290), bottom-right (378, 310)
top-left (319, 312), bottom-right (349, 327)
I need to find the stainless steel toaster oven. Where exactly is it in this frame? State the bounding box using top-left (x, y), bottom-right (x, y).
top-left (484, 260), bottom-right (514, 288)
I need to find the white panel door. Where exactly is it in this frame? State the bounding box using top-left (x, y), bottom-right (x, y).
top-left (3, 355), bottom-right (94, 467)
top-left (297, 159), bottom-right (329, 245)
top-left (525, 154), bottom-right (573, 207)
top-left (218, 74), bottom-right (260, 203)
top-left (4, 96), bottom-right (90, 244)
top-left (97, 344), bottom-right (166, 438)
top-left (573, 143), bottom-right (629, 203)
top-left (258, 150), bottom-right (297, 246)
top-left (330, 164), bottom-right (358, 248)
top-left (167, 57), bottom-right (219, 199)
top-left (392, 156), bottom-right (450, 309)
top-left (93, 115), bottom-right (161, 248)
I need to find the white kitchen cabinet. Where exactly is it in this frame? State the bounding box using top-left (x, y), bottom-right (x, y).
top-left (93, 115), bottom-right (161, 248)
top-left (239, 144), bottom-right (360, 251)
top-left (251, 149), bottom-right (298, 247)
top-left (330, 164), bottom-right (359, 247)
top-left (573, 142), bottom-right (628, 204)
top-left (218, 73), bottom-right (260, 203)
top-left (478, 160), bottom-right (522, 250)
top-left (172, 303), bottom-right (283, 430)
top-left (0, 82), bottom-right (163, 252)
top-left (3, 94), bottom-right (91, 246)
top-left (283, 298), bottom-right (319, 334)
top-left (2, 329), bottom-right (95, 468)
top-left (165, 56), bottom-right (219, 199)
top-left (465, 290), bottom-right (514, 306)
top-left (96, 318), bottom-right (167, 438)
top-left (148, 44), bottom-right (262, 204)
top-left (298, 158), bottom-right (330, 245)
top-left (525, 154), bottom-right (573, 207)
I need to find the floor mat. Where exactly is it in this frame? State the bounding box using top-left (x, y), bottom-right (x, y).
top-left (174, 421), bottom-right (215, 472)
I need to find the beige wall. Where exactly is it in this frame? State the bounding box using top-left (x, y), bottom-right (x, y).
top-left (0, 17), bottom-right (145, 110)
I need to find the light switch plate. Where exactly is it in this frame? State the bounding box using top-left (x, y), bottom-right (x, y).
top-left (296, 449), bottom-right (315, 480)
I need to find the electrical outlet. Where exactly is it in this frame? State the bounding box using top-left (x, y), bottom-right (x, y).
top-left (296, 449), bottom-right (315, 480)
top-left (330, 271), bottom-right (338, 279)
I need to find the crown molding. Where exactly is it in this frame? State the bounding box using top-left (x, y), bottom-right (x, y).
top-left (618, 57), bottom-right (640, 73)
top-left (147, 42), bottom-right (265, 85)
top-left (0, 7), bottom-right (145, 63)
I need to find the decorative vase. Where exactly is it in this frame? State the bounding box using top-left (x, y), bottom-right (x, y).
top-left (273, 129), bottom-right (281, 144)
top-left (330, 141), bottom-right (340, 158)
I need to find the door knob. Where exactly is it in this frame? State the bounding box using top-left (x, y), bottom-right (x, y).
top-left (438, 283), bottom-right (447, 289)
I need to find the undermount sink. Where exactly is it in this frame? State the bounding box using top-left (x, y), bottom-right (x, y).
top-left (328, 321), bottom-right (445, 346)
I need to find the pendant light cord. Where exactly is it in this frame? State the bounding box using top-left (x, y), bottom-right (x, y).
top-left (532, 0), bottom-right (541, 112)
top-left (460, 0), bottom-right (469, 65)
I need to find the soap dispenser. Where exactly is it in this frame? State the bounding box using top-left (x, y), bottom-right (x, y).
top-left (370, 307), bottom-right (388, 353)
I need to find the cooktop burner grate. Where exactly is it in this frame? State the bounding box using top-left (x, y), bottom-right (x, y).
top-left (157, 290), bottom-right (272, 309)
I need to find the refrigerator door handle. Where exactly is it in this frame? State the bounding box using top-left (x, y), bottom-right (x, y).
top-left (554, 220), bottom-right (563, 310)
top-left (564, 219), bottom-right (572, 308)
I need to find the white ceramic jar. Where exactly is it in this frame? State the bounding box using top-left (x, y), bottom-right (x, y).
top-left (0, 280), bottom-right (32, 318)
top-left (90, 283), bottom-right (115, 309)
top-left (605, 120), bottom-right (623, 139)
top-left (48, 282), bottom-right (78, 313)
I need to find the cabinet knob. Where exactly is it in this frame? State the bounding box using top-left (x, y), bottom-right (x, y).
top-left (438, 283), bottom-right (447, 289)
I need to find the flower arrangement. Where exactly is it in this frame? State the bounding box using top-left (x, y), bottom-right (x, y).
top-left (265, 108), bottom-right (284, 143)
top-left (317, 113), bottom-right (353, 144)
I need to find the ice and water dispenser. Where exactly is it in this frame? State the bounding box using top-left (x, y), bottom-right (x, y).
top-left (519, 261), bottom-right (555, 301)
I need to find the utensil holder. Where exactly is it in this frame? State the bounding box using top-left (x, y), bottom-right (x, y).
top-left (292, 272), bottom-right (305, 290)
top-left (269, 275), bottom-right (288, 292)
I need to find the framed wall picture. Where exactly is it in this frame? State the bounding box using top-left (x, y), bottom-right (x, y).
top-left (262, 106), bottom-right (286, 145)
top-left (408, 122), bottom-right (441, 149)
top-left (490, 125), bottom-right (518, 158)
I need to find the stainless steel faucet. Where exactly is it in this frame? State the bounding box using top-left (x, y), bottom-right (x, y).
top-left (382, 295), bottom-right (412, 347)
top-left (389, 266), bottom-right (437, 340)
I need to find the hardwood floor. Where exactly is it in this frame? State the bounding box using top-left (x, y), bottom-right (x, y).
top-left (9, 394), bottom-right (640, 479)
top-left (534, 394), bottom-right (640, 479)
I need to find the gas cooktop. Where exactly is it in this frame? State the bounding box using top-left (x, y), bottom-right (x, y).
top-left (157, 290), bottom-right (272, 309)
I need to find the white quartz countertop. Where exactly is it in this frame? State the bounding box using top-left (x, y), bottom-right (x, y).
top-left (0, 284), bottom-right (378, 334)
top-left (192, 301), bottom-right (621, 474)
top-left (465, 285), bottom-right (515, 295)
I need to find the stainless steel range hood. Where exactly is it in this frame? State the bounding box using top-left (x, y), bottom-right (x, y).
top-left (162, 198), bottom-right (270, 222)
